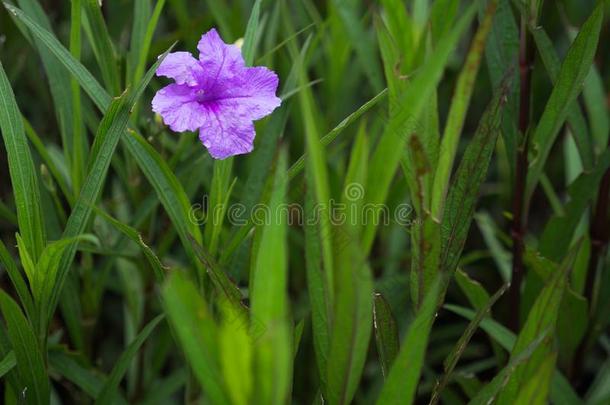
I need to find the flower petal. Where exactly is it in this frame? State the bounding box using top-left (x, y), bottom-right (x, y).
top-left (151, 84), bottom-right (207, 132)
top-left (214, 66), bottom-right (282, 121)
top-left (198, 106), bottom-right (255, 159)
top-left (155, 52), bottom-right (204, 86)
top-left (196, 28), bottom-right (245, 89)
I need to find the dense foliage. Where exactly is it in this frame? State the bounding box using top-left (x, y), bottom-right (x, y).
top-left (0, 0), bottom-right (609, 403)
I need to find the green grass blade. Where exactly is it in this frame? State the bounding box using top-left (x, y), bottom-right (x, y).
top-left (0, 291), bottom-right (49, 405)
top-left (242, 0), bottom-right (262, 65)
top-left (0, 239), bottom-right (35, 323)
top-left (525, 4), bottom-right (603, 201)
top-left (431, 0), bottom-right (498, 219)
top-left (496, 250), bottom-right (574, 404)
top-left (34, 236), bottom-right (93, 339)
top-left (298, 51), bottom-right (335, 316)
top-left (162, 271), bottom-right (230, 405)
top-left (122, 130), bottom-right (204, 267)
top-left (82, 0), bottom-right (121, 94)
top-left (467, 332), bottom-right (548, 405)
top-left (531, 24), bottom-right (595, 171)
top-left (326, 237), bottom-right (373, 405)
top-left (430, 284), bottom-right (508, 404)
top-left (12, 0), bottom-right (75, 166)
top-left (94, 207), bottom-right (168, 282)
top-left (128, 0), bottom-right (151, 82)
top-left (539, 150), bottom-right (610, 262)
top-left (376, 278), bottom-right (441, 405)
top-left (447, 304), bottom-right (583, 405)
top-left (48, 49), bottom-right (172, 327)
top-left (250, 148), bottom-right (292, 404)
top-left (331, 0), bottom-right (383, 91)
top-left (373, 293), bottom-right (399, 379)
top-left (440, 80), bottom-right (508, 276)
top-left (582, 66), bottom-right (609, 151)
top-left (481, 0), bottom-right (519, 176)
top-left (326, 141), bottom-right (373, 404)
top-left (4, 2), bottom-right (111, 110)
top-left (132, 0), bottom-right (167, 87)
top-left (0, 351), bottom-right (16, 379)
top-left (69, 0), bottom-right (85, 195)
top-left (95, 315), bottom-right (163, 404)
top-left (304, 186), bottom-right (331, 390)
top-left (363, 3), bottom-right (477, 253)
top-left (0, 60), bottom-right (46, 261)
top-left (287, 87), bottom-right (386, 180)
top-left (512, 353), bottom-right (556, 404)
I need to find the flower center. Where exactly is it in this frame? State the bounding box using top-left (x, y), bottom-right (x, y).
top-left (195, 89), bottom-right (206, 103)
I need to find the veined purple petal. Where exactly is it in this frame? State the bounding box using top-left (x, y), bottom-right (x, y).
top-left (213, 66), bottom-right (282, 121)
top-left (152, 84), bottom-right (207, 132)
top-left (196, 29), bottom-right (245, 90)
top-left (155, 52), bottom-right (204, 86)
top-left (198, 106), bottom-right (255, 159)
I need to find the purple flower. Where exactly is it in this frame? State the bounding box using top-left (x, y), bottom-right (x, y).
top-left (152, 29), bottom-right (281, 159)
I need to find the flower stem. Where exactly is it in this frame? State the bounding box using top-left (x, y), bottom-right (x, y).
top-left (509, 17), bottom-right (534, 332)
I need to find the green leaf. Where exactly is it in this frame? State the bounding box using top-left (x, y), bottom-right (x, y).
top-left (82, 0), bottom-right (121, 94)
top-left (95, 315), bottom-right (164, 404)
top-left (298, 50), bottom-right (335, 321)
top-left (512, 353), bottom-right (557, 404)
top-left (582, 66), bottom-right (609, 151)
top-left (441, 80), bottom-right (508, 276)
top-left (47, 48), bottom-right (173, 327)
top-left (474, 212), bottom-right (511, 282)
top-left (122, 130), bottom-right (204, 273)
top-left (0, 291), bottom-right (49, 405)
top-left (189, 236), bottom-right (243, 309)
top-left (532, 23), bottom-right (594, 171)
top-left (131, 0), bottom-right (166, 87)
top-left (94, 207), bottom-right (168, 282)
top-left (127, 0), bottom-right (151, 81)
top-left (162, 272), bottom-right (230, 405)
top-left (331, 0), bottom-right (383, 91)
top-left (431, 0), bottom-right (498, 219)
top-left (363, 2), bottom-right (477, 252)
top-left (0, 60), bottom-right (46, 261)
top-left (242, 0), bottom-right (262, 66)
top-left (48, 347), bottom-right (128, 403)
top-left (467, 332), bottom-right (548, 405)
top-left (4, 3), bottom-right (110, 111)
top-left (481, 0), bottom-right (519, 177)
top-left (376, 278), bottom-right (442, 405)
top-left (447, 301), bottom-right (583, 404)
top-left (539, 149), bottom-right (610, 262)
top-left (0, 351), bottom-right (16, 379)
top-left (430, 284), bottom-right (508, 405)
top-left (34, 236), bottom-right (92, 334)
top-left (218, 301), bottom-right (253, 405)
top-left (326, 230), bottom-right (373, 405)
top-left (0, 240), bottom-right (35, 322)
top-left (12, 0), bottom-right (75, 168)
top-left (204, 159), bottom-right (234, 258)
top-left (250, 148), bottom-right (292, 404)
top-left (525, 4), bottom-right (603, 201)
top-left (373, 293), bottom-right (399, 379)
top-left (287, 87), bottom-right (387, 180)
top-left (496, 250), bottom-right (574, 404)
top-left (304, 185), bottom-right (331, 390)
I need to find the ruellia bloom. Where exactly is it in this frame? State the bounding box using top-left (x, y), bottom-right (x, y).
top-left (152, 29), bottom-right (281, 159)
